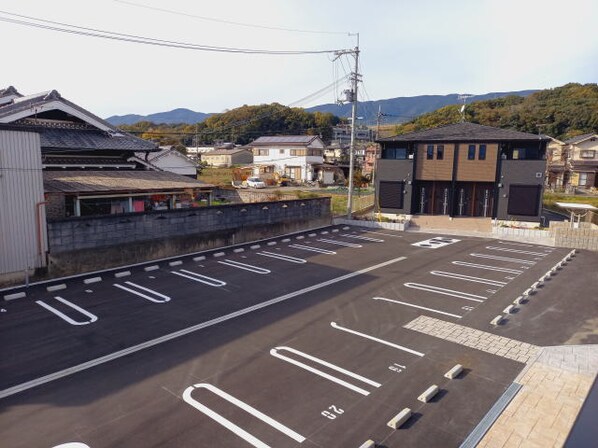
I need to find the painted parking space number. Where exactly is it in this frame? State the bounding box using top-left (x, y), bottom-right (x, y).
top-left (321, 405), bottom-right (344, 420)
top-left (461, 305), bottom-right (475, 311)
top-left (389, 362), bottom-right (406, 373)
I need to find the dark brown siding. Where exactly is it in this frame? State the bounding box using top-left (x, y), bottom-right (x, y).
top-left (456, 143), bottom-right (498, 181)
top-left (415, 143), bottom-right (454, 181)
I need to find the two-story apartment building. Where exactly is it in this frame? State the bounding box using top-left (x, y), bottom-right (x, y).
top-left (547, 133), bottom-right (598, 190)
top-left (248, 135), bottom-right (325, 182)
top-left (376, 122), bottom-right (548, 222)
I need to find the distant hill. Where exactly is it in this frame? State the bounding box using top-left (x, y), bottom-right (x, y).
top-left (392, 83), bottom-right (598, 140)
top-left (306, 90), bottom-right (539, 125)
top-left (106, 108), bottom-right (211, 126)
top-left (105, 90), bottom-right (538, 126)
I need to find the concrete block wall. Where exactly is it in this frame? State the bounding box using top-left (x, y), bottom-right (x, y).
top-left (46, 198), bottom-right (331, 275)
top-left (549, 221), bottom-right (598, 250)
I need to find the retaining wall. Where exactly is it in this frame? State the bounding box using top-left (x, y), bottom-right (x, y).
top-left (47, 197), bottom-right (331, 275)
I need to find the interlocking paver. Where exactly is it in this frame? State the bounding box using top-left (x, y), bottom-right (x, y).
top-left (404, 316), bottom-right (542, 362)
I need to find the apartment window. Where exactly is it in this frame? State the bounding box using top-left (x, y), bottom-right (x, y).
top-left (507, 185), bottom-right (542, 216)
top-left (468, 145), bottom-right (476, 160)
top-left (378, 181), bottom-right (404, 209)
top-left (426, 145), bottom-right (434, 160)
top-left (579, 173), bottom-right (588, 186)
top-left (580, 150), bottom-right (595, 159)
top-left (382, 147), bottom-right (408, 159)
top-left (436, 145), bottom-right (444, 160)
top-left (479, 144), bottom-right (487, 160)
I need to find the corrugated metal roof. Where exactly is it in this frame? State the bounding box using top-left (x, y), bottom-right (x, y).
top-left (251, 135), bottom-right (319, 146)
top-left (378, 122), bottom-right (549, 143)
top-left (44, 170), bottom-right (213, 194)
top-left (38, 127), bottom-right (157, 151)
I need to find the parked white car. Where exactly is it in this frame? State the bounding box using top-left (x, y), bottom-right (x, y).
top-left (246, 177), bottom-right (266, 188)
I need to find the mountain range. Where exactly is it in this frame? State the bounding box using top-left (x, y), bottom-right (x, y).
top-left (105, 89), bottom-right (538, 126)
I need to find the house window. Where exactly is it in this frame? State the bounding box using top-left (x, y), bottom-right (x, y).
top-left (255, 149), bottom-right (268, 156)
top-left (479, 144), bottom-right (486, 160)
top-left (290, 149), bottom-right (306, 156)
top-left (426, 145), bottom-right (434, 160)
top-left (468, 145), bottom-right (476, 160)
top-left (279, 149), bottom-right (284, 155)
top-left (378, 181), bottom-right (405, 209)
top-left (436, 145), bottom-right (444, 160)
top-left (580, 150), bottom-right (595, 159)
top-left (507, 185), bottom-right (542, 216)
top-left (579, 173), bottom-right (588, 186)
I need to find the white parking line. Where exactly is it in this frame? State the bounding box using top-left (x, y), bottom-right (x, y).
top-left (372, 297), bottom-right (463, 319)
top-left (289, 244), bottom-right (336, 255)
top-left (451, 261), bottom-right (523, 275)
top-left (430, 271), bottom-right (507, 287)
top-left (498, 241), bottom-right (536, 248)
top-left (172, 269), bottom-right (227, 287)
top-left (270, 346), bottom-right (381, 396)
top-left (36, 297), bottom-right (98, 326)
top-left (218, 260), bottom-right (271, 274)
top-left (340, 234), bottom-right (384, 242)
top-left (330, 322), bottom-right (424, 356)
top-left (113, 281), bottom-right (171, 303)
top-left (404, 283), bottom-right (486, 302)
top-left (317, 238), bottom-right (362, 248)
top-left (470, 253), bottom-right (536, 264)
top-left (359, 230), bottom-right (403, 238)
top-left (485, 246), bottom-right (548, 257)
top-left (256, 251), bottom-right (307, 264)
top-left (0, 256), bottom-right (406, 400)
top-left (183, 383), bottom-right (305, 447)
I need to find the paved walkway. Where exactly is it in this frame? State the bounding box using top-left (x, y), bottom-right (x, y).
top-left (404, 315), bottom-right (540, 363)
top-left (403, 316), bottom-right (598, 447)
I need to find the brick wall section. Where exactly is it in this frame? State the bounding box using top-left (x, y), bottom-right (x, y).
top-left (48, 197), bottom-right (330, 254)
top-left (45, 193), bottom-right (65, 220)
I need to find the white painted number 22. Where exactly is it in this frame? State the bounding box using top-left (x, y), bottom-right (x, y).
top-left (321, 405), bottom-right (344, 420)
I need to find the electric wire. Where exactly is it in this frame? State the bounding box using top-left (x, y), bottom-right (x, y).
top-left (0, 10), bottom-right (339, 55)
top-left (114, 0), bottom-right (349, 35)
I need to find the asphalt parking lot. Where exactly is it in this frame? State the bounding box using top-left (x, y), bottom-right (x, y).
top-left (0, 225), bottom-right (596, 448)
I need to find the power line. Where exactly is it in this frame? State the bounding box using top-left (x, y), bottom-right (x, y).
top-left (0, 10), bottom-right (339, 55)
top-left (114, 0), bottom-right (349, 35)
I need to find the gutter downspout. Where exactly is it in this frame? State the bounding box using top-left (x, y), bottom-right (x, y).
top-left (36, 201), bottom-right (47, 268)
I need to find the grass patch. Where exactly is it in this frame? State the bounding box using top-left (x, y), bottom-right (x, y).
top-left (543, 192), bottom-right (598, 211)
top-left (198, 167), bottom-right (234, 186)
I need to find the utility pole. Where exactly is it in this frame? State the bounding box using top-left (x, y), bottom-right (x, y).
top-left (335, 33), bottom-right (361, 219)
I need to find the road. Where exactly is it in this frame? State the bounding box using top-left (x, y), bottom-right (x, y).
top-left (1, 225), bottom-right (596, 448)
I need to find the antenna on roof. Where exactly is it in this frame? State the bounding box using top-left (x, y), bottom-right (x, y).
top-left (457, 94), bottom-right (474, 122)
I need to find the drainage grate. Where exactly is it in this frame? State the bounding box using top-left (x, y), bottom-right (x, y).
top-left (459, 382), bottom-right (522, 448)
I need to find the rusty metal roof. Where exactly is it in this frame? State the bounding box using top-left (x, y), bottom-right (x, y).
top-left (44, 170), bottom-right (213, 194)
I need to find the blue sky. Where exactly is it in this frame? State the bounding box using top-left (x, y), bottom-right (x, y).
top-left (1, 0), bottom-right (596, 117)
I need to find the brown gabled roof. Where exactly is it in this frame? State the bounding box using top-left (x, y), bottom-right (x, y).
top-left (378, 122), bottom-right (548, 143)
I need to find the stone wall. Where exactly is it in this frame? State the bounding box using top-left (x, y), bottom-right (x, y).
top-left (46, 197), bottom-right (331, 275)
top-left (213, 188), bottom-right (302, 204)
top-left (549, 221), bottom-right (598, 251)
